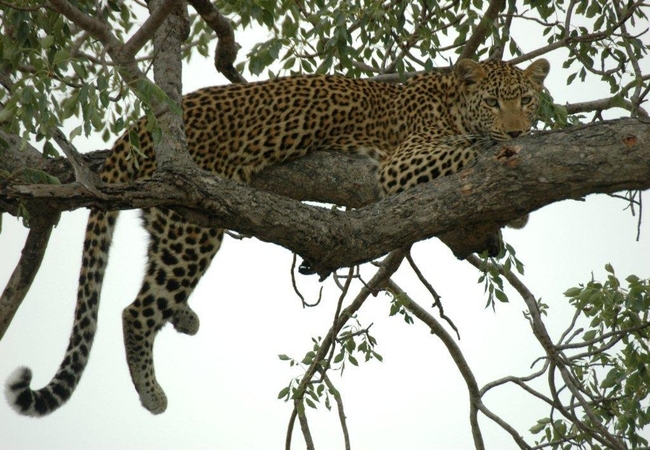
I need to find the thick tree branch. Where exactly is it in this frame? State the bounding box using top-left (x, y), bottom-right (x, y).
top-left (1, 119), bottom-right (649, 277)
top-left (148, 0), bottom-right (193, 171)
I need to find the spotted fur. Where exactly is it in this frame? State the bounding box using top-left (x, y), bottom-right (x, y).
top-left (5, 58), bottom-right (549, 416)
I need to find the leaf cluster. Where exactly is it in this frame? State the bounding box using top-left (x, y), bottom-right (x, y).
top-left (277, 316), bottom-right (382, 411)
top-left (477, 242), bottom-right (525, 309)
top-left (0, 1), bottom-right (216, 153)
top-left (531, 266), bottom-right (650, 449)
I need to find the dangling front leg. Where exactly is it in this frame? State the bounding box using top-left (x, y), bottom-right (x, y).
top-left (378, 133), bottom-right (480, 196)
top-left (378, 134), bottom-right (503, 257)
top-left (122, 207), bottom-right (223, 414)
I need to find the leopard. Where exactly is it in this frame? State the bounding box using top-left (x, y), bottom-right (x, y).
top-left (5, 58), bottom-right (550, 416)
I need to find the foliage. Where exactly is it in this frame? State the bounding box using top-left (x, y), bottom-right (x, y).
top-left (277, 317), bottom-right (382, 411)
top-left (477, 241), bottom-right (525, 309)
top-left (531, 266), bottom-right (650, 449)
top-left (2, 0), bottom-right (648, 152)
top-left (0, 1), bottom-right (210, 149)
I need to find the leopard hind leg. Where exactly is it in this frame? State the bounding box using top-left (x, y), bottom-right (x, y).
top-left (122, 207), bottom-right (223, 414)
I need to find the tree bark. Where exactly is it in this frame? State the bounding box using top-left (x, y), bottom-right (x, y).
top-left (1, 118), bottom-right (649, 277)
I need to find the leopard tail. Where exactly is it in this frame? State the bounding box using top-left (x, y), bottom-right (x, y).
top-left (5, 209), bottom-right (118, 416)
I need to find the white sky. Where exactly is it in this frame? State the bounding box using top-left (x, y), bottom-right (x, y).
top-left (1, 6), bottom-right (650, 450)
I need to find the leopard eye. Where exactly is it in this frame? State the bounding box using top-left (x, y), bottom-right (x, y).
top-left (521, 96), bottom-right (532, 106)
top-left (484, 97), bottom-right (498, 108)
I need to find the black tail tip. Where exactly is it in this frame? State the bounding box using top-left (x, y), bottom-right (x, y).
top-left (5, 366), bottom-right (39, 417)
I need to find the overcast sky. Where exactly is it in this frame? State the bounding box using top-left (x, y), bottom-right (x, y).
top-left (1, 8), bottom-right (649, 450)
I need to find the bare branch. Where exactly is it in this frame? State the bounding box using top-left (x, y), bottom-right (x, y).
top-left (0, 211), bottom-right (60, 340)
top-left (458, 0), bottom-right (506, 60)
top-left (317, 367), bottom-right (351, 450)
top-left (285, 407), bottom-right (298, 450)
top-left (384, 280), bottom-right (485, 450)
top-left (285, 248), bottom-right (407, 449)
top-left (325, 267), bottom-right (355, 368)
top-left (296, 401), bottom-right (315, 450)
top-left (187, 0), bottom-right (246, 83)
top-left (121, 0), bottom-right (180, 60)
top-left (565, 96), bottom-right (649, 117)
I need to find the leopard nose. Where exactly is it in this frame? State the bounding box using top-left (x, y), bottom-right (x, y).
top-left (507, 130), bottom-right (522, 138)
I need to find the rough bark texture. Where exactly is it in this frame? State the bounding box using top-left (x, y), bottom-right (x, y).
top-left (1, 118), bottom-right (649, 276)
top-left (148, 0), bottom-right (193, 172)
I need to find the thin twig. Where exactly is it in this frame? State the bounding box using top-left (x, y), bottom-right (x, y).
top-left (285, 248), bottom-right (407, 449)
top-left (285, 407), bottom-right (298, 450)
top-left (296, 399), bottom-right (315, 450)
top-left (387, 279), bottom-right (494, 450)
top-left (290, 254), bottom-right (323, 308)
top-left (325, 266), bottom-right (355, 370)
top-left (317, 367), bottom-right (351, 450)
top-left (465, 255), bottom-right (627, 450)
top-left (121, 0), bottom-right (179, 60)
top-left (404, 252), bottom-right (461, 338)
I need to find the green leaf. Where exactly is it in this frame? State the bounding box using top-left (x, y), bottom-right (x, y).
top-left (39, 35), bottom-right (55, 49)
top-left (529, 421), bottom-right (547, 434)
top-left (601, 368), bottom-right (623, 389)
top-left (567, 72), bottom-right (577, 85)
top-left (564, 287), bottom-right (583, 298)
top-left (278, 354), bottom-right (291, 361)
top-left (582, 329), bottom-right (598, 341)
top-left (43, 141), bottom-right (59, 158)
top-left (52, 48), bottom-right (70, 66)
top-left (70, 125), bottom-right (83, 141)
top-left (277, 386), bottom-right (290, 399)
top-left (22, 168), bottom-right (60, 185)
top-left (495, 289), bottom-right (509, 303)
top-left (0, 106), bottom-right (16, 124)
top-left (301, 351), bottom-right (315, 365)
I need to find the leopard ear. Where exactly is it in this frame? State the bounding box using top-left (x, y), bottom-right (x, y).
top-left (456, 59), bottom-right (486, 87)
top-left (524, 59), bottom-right (550, 90)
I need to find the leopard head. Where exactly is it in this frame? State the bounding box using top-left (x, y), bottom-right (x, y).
top-left (456, 58), bottom-right (550, 141)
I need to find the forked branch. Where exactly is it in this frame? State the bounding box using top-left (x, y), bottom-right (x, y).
top-left (285, 248), bottom-right (408, 450)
